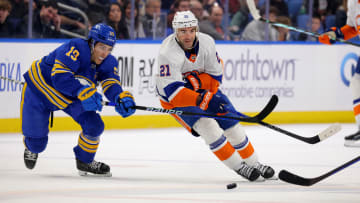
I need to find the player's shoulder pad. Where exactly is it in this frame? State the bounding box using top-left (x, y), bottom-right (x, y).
top-left (198, 32), bottom-right (216, 45)
top-left (64, 38), bottom-right (90, 55)
top-left (159, 34), bottom-right (183, 62)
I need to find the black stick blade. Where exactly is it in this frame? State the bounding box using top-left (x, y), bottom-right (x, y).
top-left (278, 170), bottom-right (315, 186)
top-left (253, 95), bottom-right (278, 121)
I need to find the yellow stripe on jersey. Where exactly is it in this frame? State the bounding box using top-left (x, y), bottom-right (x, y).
top-left (101, 78), bottom-right (121, 93)
top-left (20, 83), bottom-right (27, 129)
top-left (28, 60), bottom-right (72, 109)
top-left (77, 84), bottom-right (97, 101)
top-left (51, 63), bottom-right (73, 76)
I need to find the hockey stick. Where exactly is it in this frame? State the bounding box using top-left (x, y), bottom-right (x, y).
top-left (104, 94), bottom-right (278, 123)
top-left (0, 75), bottom-right (25, 85)
top-left (279, 155), bottom-right (360, 186)
top-left (236, 111), bottom-right (341, 144)
top-left (0, 76), bottom-right (278, 123)
top-left (245, 0), bottom-right (360, 47)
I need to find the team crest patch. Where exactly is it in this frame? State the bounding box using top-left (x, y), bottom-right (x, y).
top-left (189, 54), bottom-right (196, 63)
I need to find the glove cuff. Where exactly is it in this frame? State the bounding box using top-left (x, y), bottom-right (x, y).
top-left (77, 85), bottom-right (96, 101)
top-left (196, 91), bottom-right (214, 110)
top-left (330, 27), bottom-right (344, 39)
top-left (119, 91), bottom-right (134, 100)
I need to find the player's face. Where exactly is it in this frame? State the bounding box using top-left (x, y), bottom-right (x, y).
top-left (91, 42), bottom-right (113, 65)
top-left (177, 27), bottom-right (197, 50)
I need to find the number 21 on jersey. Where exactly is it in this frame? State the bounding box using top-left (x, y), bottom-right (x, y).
top-left (160, 64), bottom-right (170, 77)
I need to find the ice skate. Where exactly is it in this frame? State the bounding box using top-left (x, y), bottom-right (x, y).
top-left (254, 162), bottom-right (277, 180)
top-left (76, 159), bottom-right (112, 177)
top-left (344, 130), bottom-right (360, 147)
top-left (24, 148), bottom-right (38, 169)
top-left (235, 162), bottom-right (261, 182)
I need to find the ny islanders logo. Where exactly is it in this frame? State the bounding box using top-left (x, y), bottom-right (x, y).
top-left (340, 53), bottom-right (359, 86)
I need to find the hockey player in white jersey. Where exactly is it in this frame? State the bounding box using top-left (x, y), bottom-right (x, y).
top-left (319, 0), bottom-right (360, 147)
top-left (155, 10), bottom-right (275, 181)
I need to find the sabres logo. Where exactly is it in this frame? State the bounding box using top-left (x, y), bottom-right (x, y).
top-left (109, 31), bottom-right (115, 36)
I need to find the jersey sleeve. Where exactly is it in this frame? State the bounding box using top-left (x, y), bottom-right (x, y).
top-left (97, 55), bottom-right (124, 103)
top-left (156, 53), bottom-right (199, 107)
top-left (202, 35), bottom-right (223, 83)
top-left (342, 0), bottom-right (359, 40)
top-left (51, 42), bottom-right (85, 98)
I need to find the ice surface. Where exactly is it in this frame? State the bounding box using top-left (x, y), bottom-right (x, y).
top-left (0, 124), bottom-right (359, 203)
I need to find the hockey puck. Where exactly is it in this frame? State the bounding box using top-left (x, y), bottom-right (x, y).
top-left (226, 183), bottom-right (237, 189)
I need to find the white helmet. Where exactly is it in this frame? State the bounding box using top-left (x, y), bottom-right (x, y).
top-left (172, 11), bottom-right (198, 33)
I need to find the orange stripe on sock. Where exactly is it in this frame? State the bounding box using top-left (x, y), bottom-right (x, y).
top-left (237, 142), bottom-right (255, 159)
top-left (213, 142), bottom-right (236, 161)
top-left (354, 104), bottom-right (360, 116)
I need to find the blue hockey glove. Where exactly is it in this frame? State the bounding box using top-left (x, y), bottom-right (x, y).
top-left (196, 90), bottom-right (229, 113)
top-left (77, 85), bottom-right (103, 111)
top-left (115, 91), bottom-right (136, 118)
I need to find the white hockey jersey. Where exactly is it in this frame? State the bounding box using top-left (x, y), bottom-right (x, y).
top-left (346, 0), bottom-right (360, 36)
top-left (156, 32), bottom-right (223, 105)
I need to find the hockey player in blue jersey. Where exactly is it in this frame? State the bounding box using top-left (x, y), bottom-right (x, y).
top-left (21, 23), bottom-right (136, 176)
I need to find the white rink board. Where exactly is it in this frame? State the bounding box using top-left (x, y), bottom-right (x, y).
top-left (0, 41), bottom-right (357, 118)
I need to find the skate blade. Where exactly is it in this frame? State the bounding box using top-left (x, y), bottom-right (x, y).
top-left (344, 140), bottom-right (360, 148)
top-left (78, 170), bottom-right (112, 177)
top-left (265, 176), bottom-right (279, 181)
top-left (254, 176), bottom-right (265, 182)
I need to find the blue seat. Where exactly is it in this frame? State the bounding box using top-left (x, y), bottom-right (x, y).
top-left (288, 0), bottom-right (303, 22)
top-left (324, 15), bottom-right (336, 30)
top-left (297, 14), bottom-right (310, 29)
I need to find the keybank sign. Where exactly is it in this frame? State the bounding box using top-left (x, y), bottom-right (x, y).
top-left (340, 52), bottom-right (359, 86)
top-left (223, 49), bottom-right (296, 81)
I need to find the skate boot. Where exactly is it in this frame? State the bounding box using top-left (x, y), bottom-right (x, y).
top-left (344, 130), bottom-right (360, 147)
top-left (235, 162), bottom-right (261, 181)
top-left (24, 148), bottom-right (38, 169)
top-left (254, 162), bottom-right (275, 179)
top-left (76, 159), bottom-right (112, 177)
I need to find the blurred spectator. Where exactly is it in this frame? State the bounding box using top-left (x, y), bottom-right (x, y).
top-left (123, 0), bottom-right (145, 38)
top-left (301, 0), bottom-right (342, 26)
top-left (190, 0), bottom-right (204, 21)
top-left (229, 0), bottom-right (257, 37)
top-left (86, 0), bottom-right (110, 29)
top-left (21, 0), bottom-right (62, 38)
top-left (241, 6), bottom-right (279, 41)
top-left (275, 15), bottom-right (291, 41)
top-left (220, 0), bottom-right (240, 17)
top-left (298, 14), bottom-right (321, 41)
top-left (106, 2), bottom-right (129, 39)
top-left (270, 0), bottom-right (289, 17)
top-left (141, 0), bottom-right (166, 39)
top-left (0, 0), bottom-right (11, 37)
top-left (199, 4), bottom-right (227, 40)
top-left (167, 0), bottom-right (190, 28)
top-left (8, 0), bottom-right (35, 19)
top-left (161, 0), bottom-right (174, 11)
top-left (335, 0), bottom-right (347, 27)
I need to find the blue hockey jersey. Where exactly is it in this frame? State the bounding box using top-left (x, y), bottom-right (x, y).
top-left (23, 38), bottom-right (123, 110)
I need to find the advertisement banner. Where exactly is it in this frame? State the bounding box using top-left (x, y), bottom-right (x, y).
top-left (0, 41), bottom-right (356, 120)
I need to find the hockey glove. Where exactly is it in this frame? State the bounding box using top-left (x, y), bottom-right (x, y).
top-left (196, 90), bottom-right (228, 113)
top-left (115, 91), bottom-right (136, 118)
top-left (77, 85), bottom-right (103, 111)
top-left (318, 27), bottom-right (344, 45)
top-left (184, 71), bottom-right (201, 91)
